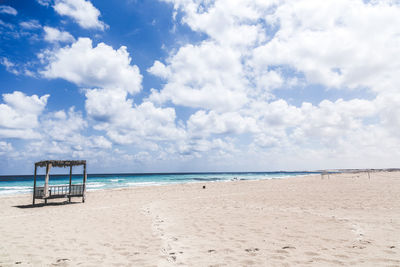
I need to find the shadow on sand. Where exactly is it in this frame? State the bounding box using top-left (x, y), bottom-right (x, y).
top-left (14, 201), bottom-right (80, 209)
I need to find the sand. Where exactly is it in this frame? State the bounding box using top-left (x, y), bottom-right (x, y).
top-left (1, 171), bottom-right (400, 266)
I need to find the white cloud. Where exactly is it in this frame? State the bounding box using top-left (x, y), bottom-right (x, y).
top-left (176, 137), bottom-right (237, 156)
top-left (0, 19), bottom-right (14, 29)
top-left (0, 141), bottom-right (13, 155)
top-left (20, 20), bottom-right (41, 30)
top-left (148, 41), bottom-right (249, 112)
top-left (0, 91), bottom-right (49, 139)
top-left (161, 0), bottom-right (400, 95)
top-left (251, 0), bottom-right (400, 92)
top-left (162, 0), bottom-right (271, 47)
top-left (1, 58), bottom-right (19, 75)
top-left (0, 58), bottom-right (36, 77)
top-left (0, 129), bottom-right (42, 140)
top-left (53, 0), bottom-right (107, 30)
top-left (6, 0), bottom-right (400, 172)
top-left (242, 97), bottom-right (379, 149)
top-left (85, 87), bottom-right (185, 144)
top-left (187, 110), bottom-right (257, 138)
top-left (39, 107), bottom-right (113, 152)
top-left (39, 36), bottom-right (180, 154)
top-left (42, 38), bottom-right (142, 94)
top-left (12, 107), bottom-right (114, 162)
top-left (0, 5), bottom-right (17, 16)
top-left (148, 60), bottom-right (170, 79)
top-left (37, 0), bottom-right (51, 7)
top-left (1, 91), bottom-right (49, 123)
top-left (41, 107), bottom-right (87, 142)
top-left (85, 88), bottom-right (132, 123)
top-left (151, 0), bottom-right (400, 163)
top-left (91, 135), bottom-right (112, 149)
top-left (43, 26), bottom-right (75, 43)
top-left (292, 99), bottom-right (377, 145)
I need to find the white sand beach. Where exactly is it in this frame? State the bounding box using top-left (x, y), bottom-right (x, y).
top-left (1, 172), bottom-right (400, 266)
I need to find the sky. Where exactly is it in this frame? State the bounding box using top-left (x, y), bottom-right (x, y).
top-left (1, 0), bottom-right (400, 174)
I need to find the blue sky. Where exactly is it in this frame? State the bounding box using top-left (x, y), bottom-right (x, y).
top-left (1, 0), bottom-right (400, 174)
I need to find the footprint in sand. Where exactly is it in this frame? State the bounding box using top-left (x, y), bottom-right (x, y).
top-left (245, 248), bottom-right (260, 253)
top-left (282, 246), bottom-right (296, 250)
top-left (56, 258), bottom-right (70, 263)
top-left (276, 249), bottom-right (289, 254)
top-left (52, 258), bottom-right (70, 266)
top-left (168, 253), bottom-right (177, 262)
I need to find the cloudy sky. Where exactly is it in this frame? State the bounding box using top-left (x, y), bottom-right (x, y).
top-left (1, 0), bottom-right (400, 174)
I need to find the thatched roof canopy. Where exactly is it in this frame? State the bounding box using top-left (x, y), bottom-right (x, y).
top-left (35, 160), bottom-right (86, 168)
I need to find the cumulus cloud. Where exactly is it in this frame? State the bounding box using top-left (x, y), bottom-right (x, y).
top-left (41, 107), bottom-right (87, 142)
top-left (53, 0), bottom-right (107, 30)
top-left (162, 0), bottom-right (270, 47)
top-left (0, 5), bottom-right (17, 16)
top-left (12, 107), bottom-right (114, 164)
top-left (44, 26), bottom-right (75, 43)
top-left (39, 36), bottom-right (182, 152)
top-left (176, 137), bottom-right (237, 157)
top-left (7, 0), bottom-right (400, 171)
top-left (251, 0), bottom-right (400, 92)
top-left (145, 0), bottom-right (400, 167)
top-left (39, 107), bottom-right (114, 152)
top-left (85, 87), bottom-right (185, 144)
top-left (42, 38), bottom-right (142, 94)
top-left (158, 0), bottom-right (400, 104)
top-left (34, 0), bottom-right (400, 168)
top-left (148, 41), bottom-right (249, 112)
top-left (187, 110), bottom-right (257, 138)
top-left (0, 91), bottom-right (49, 139)
top-left (91, 135), bottom-right (112, 149)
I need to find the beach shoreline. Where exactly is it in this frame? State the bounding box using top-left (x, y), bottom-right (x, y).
top-left (0, 171), bottom-right (315, 197)
top-left (1, 172), bottom-right (399, 266)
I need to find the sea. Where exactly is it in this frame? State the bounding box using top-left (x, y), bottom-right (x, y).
top-left (0, 172), bottom-right (318, 196)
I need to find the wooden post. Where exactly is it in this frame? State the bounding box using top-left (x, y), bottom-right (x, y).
top-left (44, 163), bottom-right (51, 200)
top-left (368, 171), bottom-right (370, 180)
top-left (82, 163), bottom-right (87, 203)
top-left (69, 165), bottom-right (72, 202)
top-left (32, 164), bottom-right (37, 205)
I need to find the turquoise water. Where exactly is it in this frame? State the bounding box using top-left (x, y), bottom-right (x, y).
top-left (0, 172), bottom-right (318, 196)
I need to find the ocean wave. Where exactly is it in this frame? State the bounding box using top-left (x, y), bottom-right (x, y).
top-left (171, 177), bottom-right (225, 182)
top-left (0, 189), bottom-right (31, 195)
top-left (110, 179), bottom-right (125, 182)
top-left (126, 182), bottom-right (165, 187)
top-left (0, 186), bottom-right (31, 190)
top-left (0, 172), bottom-right (308, 194)
top-left (86, 182), bottom-right (107, 188)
